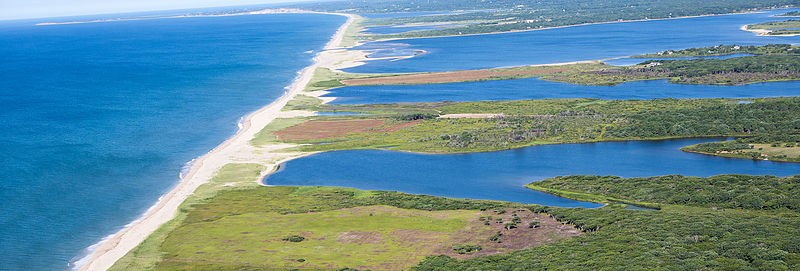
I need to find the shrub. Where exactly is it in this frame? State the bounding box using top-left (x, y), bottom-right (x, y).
top-left (282, 235), bottom-right (305, 242)
top-left (452, 244), bottom-right (483, 254)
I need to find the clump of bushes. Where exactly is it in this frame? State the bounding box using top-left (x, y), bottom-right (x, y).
top-left (489, 231), bottom-right (503, 243)
top-left (282, 235), bottom-right (305, 242)
top-left (452, 244), bottom-right (483, 254)
top-left (393, 112), bottom-right (439, 121)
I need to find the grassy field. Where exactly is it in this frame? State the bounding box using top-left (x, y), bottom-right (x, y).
top-left (255, 97), bottom-right (800, 154)
top-left (116, 169), bottom-right (800, 270)
top-left (110, 163), bottom-right (266, 271)
top-left (114, 166), bottom-right (582, 270)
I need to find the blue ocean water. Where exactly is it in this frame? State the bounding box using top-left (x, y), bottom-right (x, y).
top-left (266, 138), bottom-right (800, 205)
top-left (345, 9), bottom-right (800, 73)
top-left (325, 78), bottom-right (800, 105)
top-left (0, 13), bottom-right (344, 270)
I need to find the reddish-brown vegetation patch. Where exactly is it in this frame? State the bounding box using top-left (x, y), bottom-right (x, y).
top-left (440, 208), bottom-right (582, 259)
top-left (341, 67), bottom-right (568, 85)
top-left (272, 119), bottom-right (419, 141)
top-left (338, 231), bottom-right (384, 244)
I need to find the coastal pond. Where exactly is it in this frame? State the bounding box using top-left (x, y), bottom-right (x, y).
top-left (325, 77), bottom-right (800, 105)
top-left (265, 138), bottom-right (800, 206)
top-left (345, 8), bottom-right (800, 73)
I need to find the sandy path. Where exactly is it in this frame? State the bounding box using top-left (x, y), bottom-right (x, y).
top-left (77, 12), bottom-right (357, 271)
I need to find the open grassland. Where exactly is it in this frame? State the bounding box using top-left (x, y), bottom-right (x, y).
top-left (119, 169), bottom-right (800, 270)
top-left (159, 204), bottom-right (578, 270)
top-left (117, 172), bottom-right (582, 270)
top-left (110, 163), bottom-right (266, 271)
top-left (257, 97), bottom-right (800, 153)
top-left (682, 134), bottom-right (800, 162)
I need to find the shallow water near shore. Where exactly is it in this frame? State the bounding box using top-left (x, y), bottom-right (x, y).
top-left (0, 13), bottom-right (343, 270)
top-left (265, 138), bottom-right (800, 205)
top-left (346, 8), bottom-right (800, 73)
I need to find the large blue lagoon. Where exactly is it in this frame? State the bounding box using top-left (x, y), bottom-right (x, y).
top-left (266, 138), bottom-right (800, 206)
top-left (346, 9), bottom-right (800, 73)
top-left (0, 13), bottom-right (344, 270)
top-left (326, 78), bottom-right (800, 105)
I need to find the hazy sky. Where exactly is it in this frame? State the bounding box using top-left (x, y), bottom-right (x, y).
top-left (0, 0), bottom-right (306, 20)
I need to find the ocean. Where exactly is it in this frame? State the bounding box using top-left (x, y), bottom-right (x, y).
top-left (0, 13), bottom-right (344, 270)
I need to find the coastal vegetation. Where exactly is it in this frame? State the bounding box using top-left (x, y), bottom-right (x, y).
top-left (260, 97), bottom-right (800, 153)
top-left (547, 55), bottom-right (800, 86)
top-left (529, 174), bottom-right (800, 210)
top-left (745, 19), bottom-right (800, 35)
top-left (632, 44), bottom-right (800, 58)
top-left (306, 46), bottom-right (800, 88)
top-left (767, 29), bottom-right (800, 35)
top-left (118, 170), bottom-right (800, 270)
top-left (292, 0), bottom-right (798, 38)
top-left (682, 134), bottom-right (800, 162)
top-left (778, 11), bottom-right (800, 16)
top-left (115, 180), bottom-right (579, 270)
top-left (746, 19), bottom-right (800, 29)
top-left (416, 175), bottom-right (800, 270)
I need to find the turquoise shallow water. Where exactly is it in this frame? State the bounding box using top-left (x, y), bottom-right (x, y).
top-left (0, 13), bottom-right (343, 270)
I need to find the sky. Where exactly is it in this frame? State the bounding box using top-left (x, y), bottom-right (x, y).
top-left (0, 0), bottom-right (310, 20)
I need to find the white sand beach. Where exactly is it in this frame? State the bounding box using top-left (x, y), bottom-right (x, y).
top-left (77, 12), bottom-right (359, 271)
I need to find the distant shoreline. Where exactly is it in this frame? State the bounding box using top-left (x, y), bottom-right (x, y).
top-left (75, 12), bottom-right (358, 271)
top-left (36, 8), bottom-right (315, 26)
top-left (369, 9), bottom-right (783, 42)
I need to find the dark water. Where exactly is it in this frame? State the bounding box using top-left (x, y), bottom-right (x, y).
top-left (325, 78), bottom-right (800, 105)
top-left (266, 138), bottom-right (800, 205)
top-left (345, 9), bottom-right (800, 73)
top-left (0, 13), bottom-right (344, 270)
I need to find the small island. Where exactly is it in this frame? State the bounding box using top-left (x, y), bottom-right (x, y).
top-left (744, 19), bottom-right (800, 36)
top-left (776, 11), bottom-right (800, 16)
top-left (682, 135), bottom-right (800, 163)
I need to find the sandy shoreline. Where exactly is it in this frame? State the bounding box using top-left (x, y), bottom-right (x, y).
top-left (76, 12), bottom-right (358, 271)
